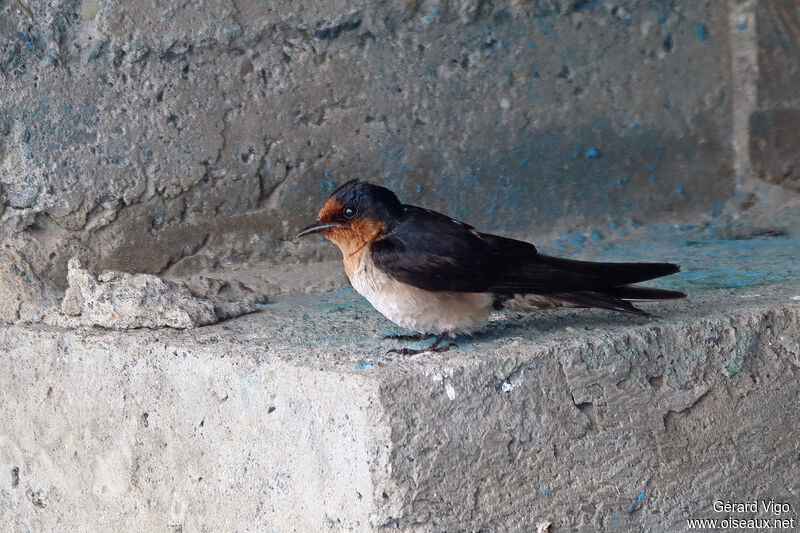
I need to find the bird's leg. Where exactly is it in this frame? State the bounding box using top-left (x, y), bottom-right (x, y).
top-left (382, 332), bottom-right (436, 342)
top-left (387, 331), bottom-right (457, 355)
top-left (428, 331), bottom-right (454, 351)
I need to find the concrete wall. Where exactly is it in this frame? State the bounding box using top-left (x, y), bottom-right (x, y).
top-left (2, 279), bottom-right (799, 532)
top-left (2, 2), bottom-right (800, 531)
top-left (0, 0), bottom-right (740, 291)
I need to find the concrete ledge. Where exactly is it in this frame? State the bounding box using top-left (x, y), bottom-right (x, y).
top-left (1, 285), bottom-right (799, 531)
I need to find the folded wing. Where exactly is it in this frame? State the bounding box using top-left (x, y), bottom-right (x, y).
top-left (370, 207), bottom-right (685, 310)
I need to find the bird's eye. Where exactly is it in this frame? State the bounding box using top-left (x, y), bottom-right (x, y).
top-left (343, 206), bottom-right (358, 219)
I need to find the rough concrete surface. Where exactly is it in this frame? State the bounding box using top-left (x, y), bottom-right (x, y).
top-left (60, 257), bottom-right (216, 328)
top-left (59, 257), bottom-right (266, 328)
top-left (1, 280), bottom-right (798, 532)
top-left (1, 0), bottom-right (800, 531)
top-left (1, 0), bottom-right (737, 286)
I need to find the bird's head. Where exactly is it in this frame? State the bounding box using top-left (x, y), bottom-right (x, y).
top-left (297, 179), bottom-right (403, 251)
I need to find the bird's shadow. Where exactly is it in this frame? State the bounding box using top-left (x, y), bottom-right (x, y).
top-left (452, 309), bottom-right (660, 350)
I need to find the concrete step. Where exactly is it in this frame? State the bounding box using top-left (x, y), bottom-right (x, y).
top-left (1, 284), bottom-right (799, 531)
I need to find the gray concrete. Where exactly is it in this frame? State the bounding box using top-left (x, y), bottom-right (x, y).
top-left (2, 1), bottom-right (800, 531)
top-left (1, 280), bottom-right (799, 532)
top-left (1, 0), bottom-right (739, 287)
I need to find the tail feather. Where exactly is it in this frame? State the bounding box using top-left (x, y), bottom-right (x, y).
top-left (545, 284), bottom-right (685, 316)
top-left (498, 255), bottom-right (685, 316)
top-left (550, 291), bottom-right (651, 316)
top-left (606, 284), bottom-right (686, 301)
top-left (533, 255), bottom-right (680, 287)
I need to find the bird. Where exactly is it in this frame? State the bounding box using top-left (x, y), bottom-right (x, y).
top-left (298, 179), bottom-right (685, 354)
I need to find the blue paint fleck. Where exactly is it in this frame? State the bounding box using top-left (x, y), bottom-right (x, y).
top-left (736, 23), bottom-right (748, 30)
top-left (354, 360), bottom-right (375, 370)
top-left (539, 487), bottom-right (553, 495)
top-left (416, 183), bottom-right (422, 193)
top-left (657, 16), bottom-right (666, 25)
top-left (675, 186), bottom-right (683, 195)
top-left (568, 233), bottom-right (586, 247)
top-left (573, 0), bottom-right (598, 12)
top-left (697, 23), bottom-right (708, 41)
top-left (493, 10), bottom-right (511, 25)
top-left (585, 147), bottom-right (600, 159)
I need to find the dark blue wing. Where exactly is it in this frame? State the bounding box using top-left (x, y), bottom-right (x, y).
top-left (370, 206), bottom-right (679, 294)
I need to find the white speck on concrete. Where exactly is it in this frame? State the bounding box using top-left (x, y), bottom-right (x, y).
top-left (445, 382), bottom-right (456, 400)
top-left (501, 369), bottom-right (525, 393)
top-left (500, 98), bottom-right (510, 109)
top-left (240, 375), bottom-right (251, 407)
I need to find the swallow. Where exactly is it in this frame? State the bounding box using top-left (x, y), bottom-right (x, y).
top-left (298, 180), bottom-right (685, 354)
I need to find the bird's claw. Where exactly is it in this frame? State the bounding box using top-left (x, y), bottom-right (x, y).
top-left (386, 341), bottom-right (457, 356)
top-left (382, 333), bottom-right (435, 342)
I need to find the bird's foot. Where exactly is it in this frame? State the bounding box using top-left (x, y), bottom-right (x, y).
top-left (382, 332), bottom-right (436, 342)
top-left (386, 331), bottom-right (456, 355)
top-left (386, 342), bottom-right (457, 356)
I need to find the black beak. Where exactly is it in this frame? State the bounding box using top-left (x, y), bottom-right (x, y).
top-left (297, 221), bottom-right (343, 238)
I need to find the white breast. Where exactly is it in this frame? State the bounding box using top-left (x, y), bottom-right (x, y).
top-left (347, 252), bottom-right (494, 335)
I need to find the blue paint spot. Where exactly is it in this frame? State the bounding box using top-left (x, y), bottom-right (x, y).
top-left (569, 233), bottom-right (586, 247)
top-left (584, 147), bottom-right (600, 159)
top-left (529, 42), bottom-right (535, 49)
top-left (354, 360), bottom-right (375, 370)
top-left (538, 487), bottom-right (553, 495)
top-left (697, 23), bottom-right (708, 41)
top-left (657, 16), bottom-right (666, 25)
top-left (493, 10), bottom-right (511, 24)
top-left (736, 23), bottom-right (748, 30)
top-left (416, 183), bottom-right (422, 193)
top-left (634, 492), bottom-right (645, 501)
top-left (675, 186), bottom-right (683, 195)
top-left (573, 0), bottom-right (598, 12)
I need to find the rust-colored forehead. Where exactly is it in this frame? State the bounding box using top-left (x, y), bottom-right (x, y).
top-left (317, 197), bottom-right (342, 222)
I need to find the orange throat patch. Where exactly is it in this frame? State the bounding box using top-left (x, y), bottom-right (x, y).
top-left (324, 219), bottom-right (385, 277)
